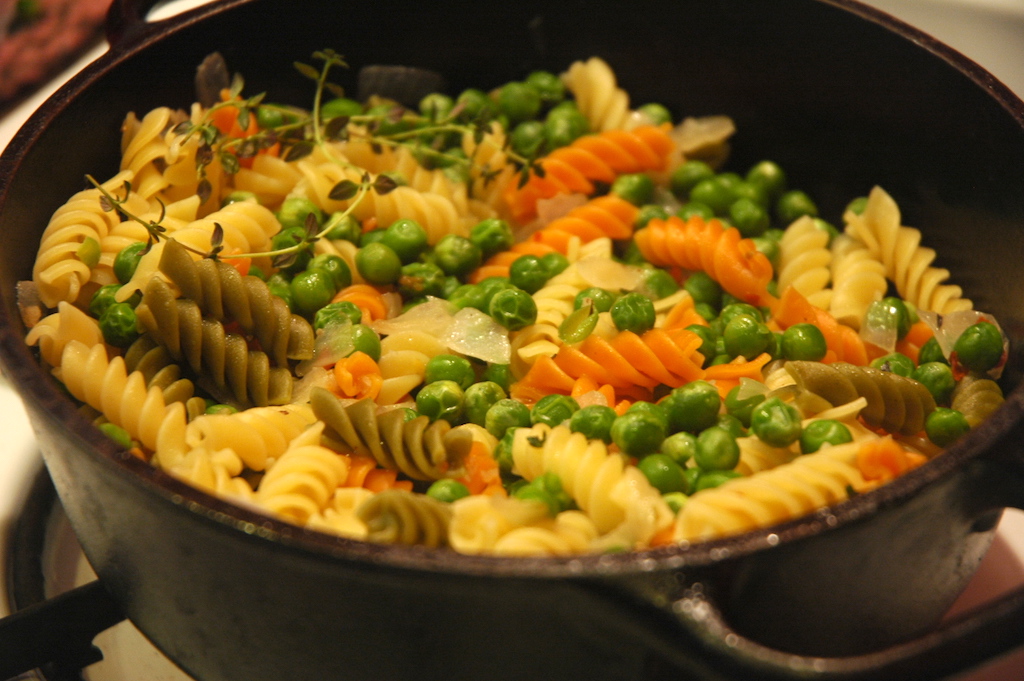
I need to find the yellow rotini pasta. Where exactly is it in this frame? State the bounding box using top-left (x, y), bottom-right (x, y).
top-left (561, 56), bottom-right (633, 132)
top-left (843, 186), bottom-right (972, 314)
top-left (827, 232), bottom-right (888, 329)
top-left (24, 302), bottom-right (104, 368)
top-left (776, 215), bottom-right (833, 309)
top-left (183, 402), bottom-right (317, 472)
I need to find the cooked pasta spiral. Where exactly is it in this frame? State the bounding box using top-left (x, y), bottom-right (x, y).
top-left (634, 215), bottom-right (775, 307)
top-left (123, 334), bottom-right (203, 412)
top-left (25, 302), bottom-right (104, 368)
top-left (32, 170), bottom-right (149, 308)
top-left (504, 125), bottom-right (674, 223)
top-left (356, 489), bottom-right (452, 547)
top-left (232, 153), bottom-right (304, 209)
top-left (951, 374), bottom-right (1005, 428)
top-left (776, 215), bottom-right (832, 310)
top-left (675, 441), bottom-right (871, 542)
top-left (491, 510), bottom-right (602, 556)
top-left (169, 199), bottom-right (282, 256)
top-left (183, 402), bottom-right (316, 471)
top-left (165, 446), bottom-right (254, 501)
top-left (844, 186), bottom-right (971, 314)
top-left (311, 388), bottom-right (473, 481)
top-left (157, 238), bottom-right (315, 367)
top-left (511, 424), bottom-right (673, 549)
top-left (134, 277), bottom-right (293, 407)
top-left (56, 340), bottom-right (188, 466)
top-left (784, 360), bottom-right (937, 436)
top-left (561, 56), bottom-right (632, 132)
top-left (255, 423), bottom-right (353, 524)
top-left (828, 233), bottom-right (887, 328)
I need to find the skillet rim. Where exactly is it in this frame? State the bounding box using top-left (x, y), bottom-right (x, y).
top-left (0, 0), bottom-right (1023, 580)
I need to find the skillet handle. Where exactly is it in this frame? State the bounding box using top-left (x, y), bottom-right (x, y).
top-left (640, 581), bottom-right (1024, 681)
top-left (0, 580), bottom-right (125, 680)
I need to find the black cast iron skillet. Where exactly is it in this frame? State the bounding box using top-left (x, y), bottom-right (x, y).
top-left (2, 0), bottom-right (1024, 679)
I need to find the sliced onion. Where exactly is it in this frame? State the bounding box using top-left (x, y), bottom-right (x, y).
top-left (443, 307), bottom-right (511, 365)
top-left (536, 193), bottom-right (588, 227)
top-left (371, 297), bottom-right (454, 338)
top-left (577, 257), bottom-right (643, 291)
top-left (295, 320), bottom-right (355, 376)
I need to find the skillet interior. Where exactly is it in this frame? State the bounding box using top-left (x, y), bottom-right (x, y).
top-left (1, 0), bottom-right (1024, 677)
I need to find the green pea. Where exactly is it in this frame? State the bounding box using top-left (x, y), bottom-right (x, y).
top-left (398, 262), bottom-right (446, 299)
top-left (569, 404), bottom-right (618, 443)
top-left (97, 422), bottom-right (133, 449)
top-left (694, 303), bottom-right (717, 323)
top-left (531, 394), bottom-right (580, 428)
top-left (509, 254), bottom-right (550, 294)
top-left (723, 315), bottom-right (772, 360)
top-left (637, 102), bottom-right (672, 125)
top-left (277, 196), bottom-right (324, 232)
top-left (350, 324), bottom-right (381, 361)
top-left (433, 234), bottom-right (482, 278)
top-left (266, 273), bottom-right (294, 310)
top-left (489, 288), bottom-right (537, 331)
top-left (663, 492), bottom-right (688, 514)
top-left (442, 276), bottom-right (462, 299)
top-left (670, 160), bottom-right (716, 200)
top-left (89, 284), bottom-right (138, 318)
top-left (416, 379), bottom-right (465, 424)
top-left (775, 189), bottom-right (818, 225)
top-left (447, 283), bottom-right (487, 311)
top-left (660, 431), bottom-right (698, 466)
top-left (426, 479), bottom-right (470, 503)
top-left (320, 97), bottom-right (362, 120)
top-left (307, 253), bottom-right (352, 292)
top-left (381, 218), bottom-right (429, 263)
top-left (662, 380), bottom-right (721, 434)
top-left (729, 197), bottom-right (770, 237)
top-left (675, 202), bottom-right (714, 221)
top-left (574, 287), bottom-right (616, 313)
top-left (290, 269), bottom-right (336, 317)
top-left (751, 236), bottom-right (781, 270)
top-left (724, 384), bottom-right (767, 428)
top-left (687, 324), bottom-right (718, 367)
top-left (870, 352), bottom-right (915, 377)
top-left (912, 362), bottom-right (955, 405)
top-left (205, 403), bottom-right (238, 415)
top-left (846, 196), bottom-right (869, 215)
top-left (800, 419), bottom-right (853, 454)
top-left (750, 396), bottom-right (802, 447)
top-left (470, 218), bottom-right (515, 260)
top-left (113, 242), bottom-right (147, 284)
top-left (76, 236), bottom-right (100, 268)
top-left (493, 428), bottom-right (518, 475)
top-left (482, 364), bottom-right (512, 393)
top-left (359, 229), bottom-right (387, 247)
top-left (953, 321), bottom-right (1004, 374)
top-left (781, 323), bottom-right (827, 361)
top-left (918, 336), bottom-right (948, 366)
top-left (497, 81), bottom-right (542, 125)
top-left (694, 426), bottom-right (741, 471)
top-left (610, 292), bottom-right (656, 334)
top-left (99, 302), bottom-right (139, 348)
top-left (693, 469), bottom-right (743, 492)
top-left (314, 301), bottom-right (362, 331)
top-left (717, 413), bottom-right (747, 439)
top-left (637, 454), bottom-right (687, 494)
top-left (627, 400), bottom-right (669, 429)
top-left (513, 479), bottom-right (561, 516)
top-left (635, 204), bottom-right (670, 229)
top-left (745, 160), bottom-right (787, 200)
top-left (926, 407), bottom-right (971, 447)
top-left (526, 70), bottom-right (566, 104)
top-left (611, 173), bottom-right (655, 206)
top-left (640, 267), bottom-right (680, 301)
top-left (477, 276), bottom-right (514, 309)
top-left (689, 176), bottom-right (735, 215)
top-left (544, 102), bottom-right (589, 148)
top-left (485, 398), bottom-right (532, 439)
top-left (611, 410), bottom-right (666, 457)
top-left (271, 226), bottom-right (314, 275)
top-left (540, 252), bottom-right (569, 279)
top-left (355, 242), bottom-right (402, 285)
top-left (424, 354), bottom-right (476, 390)
top-left (510, 120), bottom-right (547, 158)
top-left (683, 271), bottom-right (723, 309)
top-left (463, 381), bottom-right (507, 427)
top-left (419, 92), bottom-right (455, 121)
top-left (720, 302), bottom-right (763, 327)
